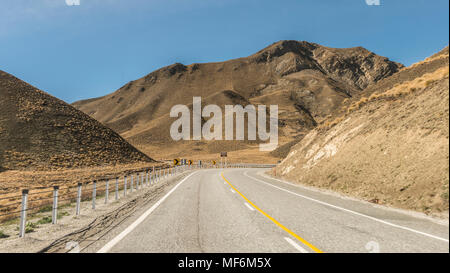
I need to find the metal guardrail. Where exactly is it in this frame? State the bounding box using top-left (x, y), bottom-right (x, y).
top-left (0, 163), bottom-right (275, 238)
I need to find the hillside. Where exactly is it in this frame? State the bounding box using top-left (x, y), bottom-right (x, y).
top-left (275, 47), bottom-right (449, 215)
top-left (72, 40), bottom-right (402, 160)
top-left (0, 70), bottom-right (154, 171)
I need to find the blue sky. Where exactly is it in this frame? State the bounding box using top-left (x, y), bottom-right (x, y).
top-left (0, 0), bottom-right (448, 103)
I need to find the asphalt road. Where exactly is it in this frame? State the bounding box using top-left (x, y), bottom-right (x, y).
top-left (97, 168), bottom-right (449, 253)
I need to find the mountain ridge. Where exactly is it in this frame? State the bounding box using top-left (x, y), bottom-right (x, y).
top-left (72, 40), bottom-right (403, 159)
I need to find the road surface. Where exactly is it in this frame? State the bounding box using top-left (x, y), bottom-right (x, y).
top-left (96, 168), bottom-right (449, 253)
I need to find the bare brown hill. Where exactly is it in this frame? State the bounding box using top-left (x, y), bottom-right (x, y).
top-left (0, 71), bottom-right (153, 171)
top-left (73, 40), bottom-right (402, 160)
top-left (275, 47), bottom-right (449, 215)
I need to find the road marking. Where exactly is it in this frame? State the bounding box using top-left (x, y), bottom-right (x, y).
top-left (230, 189), bottom-right (236, 194)
top-left (244, 202), bottom-right (255, 211)
top-left (97, 171), bottom-right (199, 253)
top-left (244, 171), bottom-right (449, 243)
top-left (284, 237), bottom-right (308, 253)
top-left (221, 172), bottom-right (323, 253)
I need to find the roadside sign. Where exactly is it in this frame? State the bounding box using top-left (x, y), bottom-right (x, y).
top-left (220, 152), bottom-right (227, 157)
top-left (173, 159), bottom-right (180, 165)
top-left (188, 160), bottom-right (193, 165)
top-left (212, 160), bottom-right (216, 165)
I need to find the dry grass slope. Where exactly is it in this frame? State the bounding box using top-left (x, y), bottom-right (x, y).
top-left (276, 47), bottom-right (449, 216)
top-left (0, 71), bottom-right (154, 171)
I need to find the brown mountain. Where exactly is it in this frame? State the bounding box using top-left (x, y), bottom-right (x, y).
top-left (0, 70), bottom-right (153, 171)
top-left (275, 46), bottom-right (449, 214)
top-left (72, 40), bottom-right (403, 160)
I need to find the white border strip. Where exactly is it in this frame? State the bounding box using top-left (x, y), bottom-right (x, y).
top-left (97, 171), bottom-right (199, 253)
top-left (244, 202), bottom-right (255, 211)
top-left (284, 237), bottom-right (308, 253)
top-left (243, 171), bottom-right (449, 243)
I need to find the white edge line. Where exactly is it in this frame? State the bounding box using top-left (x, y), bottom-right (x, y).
top-left (244, 202), bottom-right (255, 211)
top-left (243, 171), bottom-right (449, 243)
top-left (284, 237), bottom-right (308, 253)
top-left (97, 171), bottom-right (199, 253)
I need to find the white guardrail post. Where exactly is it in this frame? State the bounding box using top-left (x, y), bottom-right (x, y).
top-left (52, 186), bottom-right (59, 224)
top-left (19, 189), bottom-right (28, 238)
top-left (130, 175), bottom-right (134, 193)
top-left (76, 183), bottom-right (82, 215)
top-left (92, 181), bottom-right (97, 210)
top-left (137, 173), bottom-right (140, 190)
top-left (105, 180), bottom-right (109, 204)
top-left (115, 177), bottom-right (119, 201)
top-left (124, 175), bottom-right (127, 197)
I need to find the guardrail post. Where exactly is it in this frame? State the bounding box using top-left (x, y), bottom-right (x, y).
top-left (19, 189), bottom-right (28, 238)
top-left (150, 170), bottom-right (153, 185)
top-left (115, 177), bottom-right (119, 200)
top-left (124, 175), bottom-right (127, 196)
top-left (76, 183), bottom-right (82, 215)
top-left (130, 175), bottom-right (134, 193)
top-left (52, 186), bottom-right (59, 224)
top-left (105, 180), bottom-right (109, 204)
top-left (136, 173), bottom-right (140, 190)
top-left (92, 181), bottom-right (97, 209)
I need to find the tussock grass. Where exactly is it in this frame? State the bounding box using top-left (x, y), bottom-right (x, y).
top-left (0, 230), bottom-right (9, 238)
top-left (402, 53), bottom-right (449, 72)
top-left (320, 66), bottom-right (449, 129)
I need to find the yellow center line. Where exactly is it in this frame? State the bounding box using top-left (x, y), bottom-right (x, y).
top-left (221, 172), bottom-right (324, 253)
